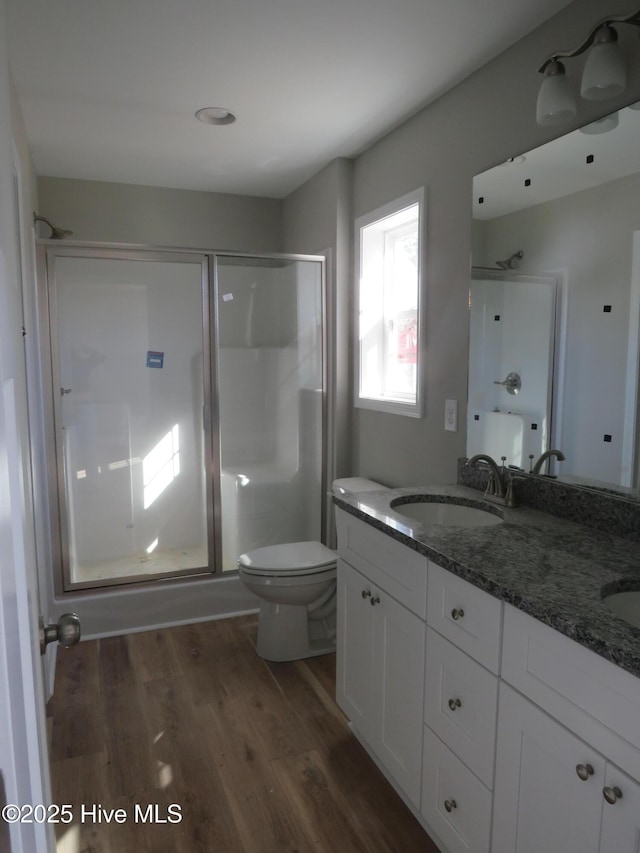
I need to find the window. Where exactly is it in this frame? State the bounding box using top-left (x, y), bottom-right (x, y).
top-left (355, 188), bottom-right (424, 416)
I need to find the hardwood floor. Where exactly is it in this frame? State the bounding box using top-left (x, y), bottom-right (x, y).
top-left (49, 614), bottom-right (439, 853)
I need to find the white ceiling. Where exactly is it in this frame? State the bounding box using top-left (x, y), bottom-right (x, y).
top-left (6, 0), bottom-right (574, 199)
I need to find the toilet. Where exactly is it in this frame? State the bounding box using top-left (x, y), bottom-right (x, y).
top-left (238, 477), bottom-right (382, 661)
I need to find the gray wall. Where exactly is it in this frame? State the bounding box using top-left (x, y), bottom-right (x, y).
top-left (286, 0), bottom-right (640, 488)
top-left (38, 176), bottom-right (283, 252)
top-left (283, 158), bottom-right (354, 531)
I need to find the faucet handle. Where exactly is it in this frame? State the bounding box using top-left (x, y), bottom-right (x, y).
top-left (505, 478), bottom-right (518, 508)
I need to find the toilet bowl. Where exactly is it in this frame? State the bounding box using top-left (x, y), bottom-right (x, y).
top-left (238, 477), bottom-right (383, 662)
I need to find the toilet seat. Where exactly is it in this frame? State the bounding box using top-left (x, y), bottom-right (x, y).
top-left (238, 541), bottom-right (336, 578)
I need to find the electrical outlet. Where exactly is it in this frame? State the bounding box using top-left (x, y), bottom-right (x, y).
top-left (444, 399), bottom-right (458, 432)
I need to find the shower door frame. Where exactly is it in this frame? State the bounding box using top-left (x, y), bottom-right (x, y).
top-left (38, 242), bottom-right (328, 596)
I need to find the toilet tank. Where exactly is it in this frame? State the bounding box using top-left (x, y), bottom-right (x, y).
top-left (332, 477), bottom-right (384, 496)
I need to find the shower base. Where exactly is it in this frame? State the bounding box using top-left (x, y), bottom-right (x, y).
top-left (71, 544), bottom-right (208, 585)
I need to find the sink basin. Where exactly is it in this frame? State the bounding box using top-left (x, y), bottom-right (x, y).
top-left (603, 590), bottom-right (640, 630)
top-left (391, 500), bottom-right (503, 528)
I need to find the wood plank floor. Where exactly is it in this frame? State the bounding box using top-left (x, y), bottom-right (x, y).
top-left (49, 615), bottom-right (440, 853)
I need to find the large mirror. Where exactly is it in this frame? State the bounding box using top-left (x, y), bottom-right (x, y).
top-left (470, 100), bottom-right (640, 493)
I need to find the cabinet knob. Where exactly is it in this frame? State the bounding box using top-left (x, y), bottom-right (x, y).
top-left (448, 698), bottom-right (462, 711)
top-left (451, 608), bottom-right (465, 621)
top-left (361, 589), bottom-right (371, 600)
top-left (444, 799), bottom-right (457, 813)
top-left (370, 595), bottom-right (380, 606)
top-left (603, 786), bottom-right (623, 804)
top-left (575, 763), bottom-right (594, 781)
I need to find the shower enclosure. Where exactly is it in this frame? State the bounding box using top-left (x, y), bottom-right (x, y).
top-left (467, 269), bottom-right (558, 469)
top-left (40, 245), bottom-right (325, 592)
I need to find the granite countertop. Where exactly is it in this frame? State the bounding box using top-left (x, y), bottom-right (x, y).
top-left (333, 484), bottom-right (640, 680)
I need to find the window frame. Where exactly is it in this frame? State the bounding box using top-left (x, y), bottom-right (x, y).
top-left (354, 187), bottom-right (425, 417)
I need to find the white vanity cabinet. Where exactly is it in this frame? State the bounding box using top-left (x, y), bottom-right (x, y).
top-left (493, 604), bottom-right (640, 853)
top-left (421, 564), bottom-right (502, 853)
top-left (335, 509), bottom-right (427, 807)
top-left (335, 504), bottom-right (640, 853)
top-left (599, 764), bottom-right (640, 851)
top-left (492, 684), bottom-right (604, 853)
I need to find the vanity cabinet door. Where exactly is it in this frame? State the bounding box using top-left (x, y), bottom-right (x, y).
top-left (337, 557), bottom-right (426, 807)
top-left (492, 684), bottom-right (603, 853)
top-left (599, 764), bottom-right (640, 852)
top-left (374, 587), bottom-right (425, 805)
top-left (336, 559), bottom-right (376, 738)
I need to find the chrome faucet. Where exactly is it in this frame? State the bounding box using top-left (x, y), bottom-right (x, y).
top-left (467, 453), bottom-right (506, 500)
top-left (531, 449), bottom-right (566, 475)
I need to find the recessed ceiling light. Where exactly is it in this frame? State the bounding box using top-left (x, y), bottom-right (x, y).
top-left (195, 107), bottom-right (236, 126)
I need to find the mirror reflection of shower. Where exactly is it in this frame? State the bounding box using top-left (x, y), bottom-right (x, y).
top-left (467, 269), bottom-right (557, 470)
top-left (33, 212), bottom-right (73, 239)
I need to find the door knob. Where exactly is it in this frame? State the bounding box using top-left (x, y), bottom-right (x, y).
top-left (40, 613), bottom-right (81, 655)
top-left (603, 785), bottom-right (623, 804)
top-left (576, 763), bottom-right (594, 781)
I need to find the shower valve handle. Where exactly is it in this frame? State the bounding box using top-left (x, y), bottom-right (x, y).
top-left (493, 372), bottom-right (521, 395)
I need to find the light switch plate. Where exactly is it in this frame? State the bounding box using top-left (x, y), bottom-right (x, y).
top-left (445, 399), bottom-right (458, 432)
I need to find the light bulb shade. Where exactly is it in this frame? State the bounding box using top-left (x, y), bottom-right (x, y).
top-left (536, 60), bottom-right (577, 126)
top-left (580, 27), bottom-right (626, 100)
top-left (579, 110), bottom-right (619, 134)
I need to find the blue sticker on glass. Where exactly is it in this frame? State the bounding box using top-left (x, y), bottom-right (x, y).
top-left (146, 351), bottom-right (164, 368)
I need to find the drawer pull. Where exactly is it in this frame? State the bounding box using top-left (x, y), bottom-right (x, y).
top-left (444, 799), bottom-right (457, 813)
top-left (451, 608), bottom-right (465, 621)
top-left (361, 589), bottom-right (371, 600)
top-left (603, 786), bottom-right (623, 805)
top-left (370, 595), bottom-right (380, 606)
top-left (576, 763), bottom-right (594, 781)
top-left (448, 698), bottom-right (462, 711)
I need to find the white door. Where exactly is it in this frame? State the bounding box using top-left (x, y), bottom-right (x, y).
top-left (599, 764), bottom-right (640, 852)
top-left (374, 590), bottom-right (425, 807)
top-left (336, 559), bottom-right (375, 737)
top-left (492, 684), bottom-right (602, 853)
top-left (0, 11), bottom-right (53, 850)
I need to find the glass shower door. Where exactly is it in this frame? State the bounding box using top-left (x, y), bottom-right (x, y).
top-left (215, 255), bottom-right (325, 572)
top-left (49, 251), bottom-right (212, 589)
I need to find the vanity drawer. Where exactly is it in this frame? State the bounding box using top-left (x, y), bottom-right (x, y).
top-left (427, 562), bottom-right (502, 673)
top-left (502, 604), bottom-right (640, 782)
top-left (335, 508), bottom-right (428, 619)
top-left (421, 725), bottom-right (492, 853)
top-left (424, 628), bottom-right (498, 788)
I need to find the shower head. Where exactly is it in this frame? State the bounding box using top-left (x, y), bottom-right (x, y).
top-left (33, 213), bottom-right (73, 240)
top-left (495, 250), bottom-right (523, 270)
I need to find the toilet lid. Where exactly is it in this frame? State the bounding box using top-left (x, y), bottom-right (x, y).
top-left (238, 541), bottom-right (336, 575)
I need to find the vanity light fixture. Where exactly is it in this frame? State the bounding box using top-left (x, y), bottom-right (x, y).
top-left (579, 111), bottom-right (619, 135)
top-left (536, 8), bottom-right (640, 126)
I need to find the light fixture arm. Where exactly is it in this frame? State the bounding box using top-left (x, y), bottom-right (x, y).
top-left (538, 9), bottom-right (640, 73)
